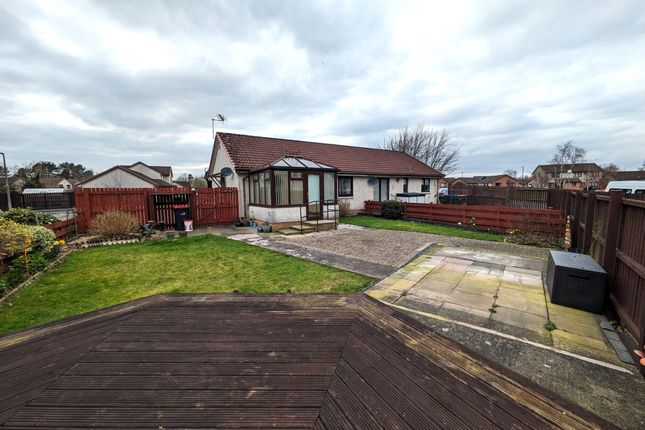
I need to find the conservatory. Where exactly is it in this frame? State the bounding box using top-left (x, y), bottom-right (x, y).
top-left (242, 156), bottom-right (338, 225)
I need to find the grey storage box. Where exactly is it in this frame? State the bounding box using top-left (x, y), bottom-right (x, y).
top-left (546, 251), bottom-right (607, 314)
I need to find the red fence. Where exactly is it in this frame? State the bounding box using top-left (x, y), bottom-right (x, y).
top-left (449, 186), bottom-right (551, 209)
top-left (550, 190), bottom-right (645, 350)
top-left (45, 218), bottom-right (76, 239)
top-left (364, 201), bottom-right (566, 236)
top-left (75, 187), bottom-right (238, 232)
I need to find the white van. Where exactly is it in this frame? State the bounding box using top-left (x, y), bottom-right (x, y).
top-left (604, 180), bottom-right (645, 195)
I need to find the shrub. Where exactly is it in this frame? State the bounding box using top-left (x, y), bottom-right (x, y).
top-left (0, 208), bottom-right (58, 226)
top-left (29, 226), bottom-right (56, 252)
top-left (339, 199), bottom-right (351, 217)
top-left (505, 230), bottom-right (565, 249)
top-left (88, 211), bottom-right (140, 237)
top-left (0, 219), bottom-right (31, 258)
top-left (381, 200), bottom-right (404, 220)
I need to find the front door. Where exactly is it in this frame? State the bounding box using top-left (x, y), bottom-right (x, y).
top-left (307, 173), bottom-right (322, 220)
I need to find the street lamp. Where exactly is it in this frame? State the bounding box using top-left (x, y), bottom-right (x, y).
top-left (0, 152), bottom-right (11, 209)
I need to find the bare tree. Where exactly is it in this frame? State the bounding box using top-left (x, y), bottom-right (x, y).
top-left (381, 125), bottom-right (460, 174)
top-left (549, 141), bottom-right (586, 188)
top-left (503, 169), bottom-right (517, 178)
top-left (639, 161), bottom-right (645, 171)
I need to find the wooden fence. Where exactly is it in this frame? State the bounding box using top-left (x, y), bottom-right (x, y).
top-left (0, 191), bottom-right (75, 211)
top-left (364, 201), bottom-right (566, 236)
top-left (550, 190), bottom-right (645, 349)
top-left (45, 218), bottom-right (76, 239)
top-left (75, 187), bottom-right (239, 232)
top-left (448, 186), bottom-right (550, 209)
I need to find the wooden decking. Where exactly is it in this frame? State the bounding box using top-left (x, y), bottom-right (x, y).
top-left (0, 294), bottom-right (616, 429)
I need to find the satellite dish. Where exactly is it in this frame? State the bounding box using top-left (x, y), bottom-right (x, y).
top-left (220, 167), bottom-right (233, 177)
top-left (367, 177), bottom-right (378, 185)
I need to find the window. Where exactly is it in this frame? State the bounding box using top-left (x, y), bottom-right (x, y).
top-left (258, 172), bottom-right (266, 204)
top-left (421, 178), bottom-right (431, 192)
top-left (324, 172), bottom-right (335, 202)
top-left (290, 172), bottom-right (303, 204)
top-left (275, 171), bottom-right (289, 205)
top-left (402, 178), bottom-right (409, 193)
top-left (338, 177), bottom-right (353, 197)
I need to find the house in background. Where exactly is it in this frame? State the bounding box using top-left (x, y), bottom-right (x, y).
top-left (530, 163), bottom-right (603, 190)
top-left (442, 174), bottom-right (519, 188)
top-left (78, 162), bottom-right (177, 188)
top-left (207, 132), bottom-right (443, 227)
top-left (38, 177), bottom-right (79, 190)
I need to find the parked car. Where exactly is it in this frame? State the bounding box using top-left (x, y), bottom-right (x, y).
top-left (604, 181), bottom-right (645, 194)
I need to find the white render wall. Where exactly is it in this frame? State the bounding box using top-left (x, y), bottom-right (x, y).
top-left (249, 204), bottom-right (338, 224)
top-left (248, 206), bottom-right (302, 223)
top-left (80, 169), bottom-right (154, 188)
top-left (129, 163), bottom-right (163, 181)
top-left (342, 176), bottom-right (438, 210)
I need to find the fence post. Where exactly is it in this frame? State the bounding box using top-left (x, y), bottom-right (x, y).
top-left (582, 192), bottom-right (596, 254)
top-left (570, 192), bottom-right (581, 249)
top-left (601, 191), bottom-right (624, 289)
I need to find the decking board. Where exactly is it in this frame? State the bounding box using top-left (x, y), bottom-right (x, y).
top-left (0, 293), bottom-right (618, 429)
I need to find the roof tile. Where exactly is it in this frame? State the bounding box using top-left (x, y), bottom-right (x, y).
top-left (218, 132), bottom-right (443, 177)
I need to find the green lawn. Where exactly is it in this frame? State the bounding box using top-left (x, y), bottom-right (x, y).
top-left (340, 216), bottom-right (504, 242)
top-left (0, 235), bottom-right (372, 335)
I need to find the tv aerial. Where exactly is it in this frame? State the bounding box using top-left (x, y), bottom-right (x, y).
top-left (211, 114), bottom-right (226, 139)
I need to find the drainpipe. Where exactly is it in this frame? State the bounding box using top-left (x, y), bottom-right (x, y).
top-left (0, 152), bottom-right (11, 209)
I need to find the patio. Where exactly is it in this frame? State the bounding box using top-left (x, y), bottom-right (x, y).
top-left (0, 294), bottom-right (615, 429)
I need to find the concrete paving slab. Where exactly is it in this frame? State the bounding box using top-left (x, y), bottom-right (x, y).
top-left (416, 255), bottom-right (445, 269)
top-left (390, 267), bottom-right (431, 282)
top-left (547, 302), bottom-right (606, 341)
top-left (414, 276), bottom-right (459, 291)
top-left (424, 268), bottom-right (466, 283)
top-left (436, 247), bottom-right (545, 271)
top-left (464, 264), bottom-right (504, 279)
top-left (496, 287), bottom-right (548, 317)
top-left (445, 289), bottom-right (495, 311)
top-left (491, 306), bottom-right (549, 332)
top-left (455, 275), bottom-right (500, 297)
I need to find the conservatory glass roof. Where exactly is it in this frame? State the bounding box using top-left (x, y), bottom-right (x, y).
top-left (253, 156), bottom-right (337, 172)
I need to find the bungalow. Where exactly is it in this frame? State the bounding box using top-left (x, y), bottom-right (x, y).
top-left (206, 132), bottom-right (443, 226)
top-left (78, 162), bottom-right (177, 188)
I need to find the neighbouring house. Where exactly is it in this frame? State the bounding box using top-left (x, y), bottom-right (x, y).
top-left (38, 177), bottom-right (79, 191)
top-left (77, 162), bottom-right (177, 188)
top-left (530, 163), bottom-right (604, 190)
top-left (599, 170), bottom-right (645, 189)
top-left (443, 175), bottom-right (519, 188)
top-left (4, 176), bottom-right (25, 191)
top-left (206, 132), bottom-right (443, 226)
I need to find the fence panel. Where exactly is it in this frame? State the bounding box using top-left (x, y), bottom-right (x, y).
top-left (45, 218), bottom-right (77, 238)
top-left (449, 187), bottom-right (550, 209)
top-left (75, 187), bottom-right (239, 232)
top-left (193, 188), bottom-right (239, 227)
top-left (364, 201), bottom-right (565, 236)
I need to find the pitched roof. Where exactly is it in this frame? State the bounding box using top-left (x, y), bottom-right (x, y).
top-left (129, 162), bottom-right (172, 177)
top-left (217, 132), bottom-right (443, 177)
top-left (606, 170), bottom-right (645, 181)
top-left (149, 165), bottom-right (172, 176)
top-left (38, 177), bottom-right (66, 188)
top-left (450, 175), bottom-right (516, 185)
top-left (0, 294), bottom-right (616, 429)
top-left (534, 163), bottom-right (603, 174)
top-left (78, 166), bottom-right (174, 187)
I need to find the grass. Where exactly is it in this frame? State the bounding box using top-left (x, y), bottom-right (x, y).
top-left (340, 216), bottom-right (504, 242)
top-left (0, 235), bottom-right (372, 335)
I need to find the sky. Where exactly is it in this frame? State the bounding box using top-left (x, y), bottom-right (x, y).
top-left (1, 0), bottom-right (644, 177)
